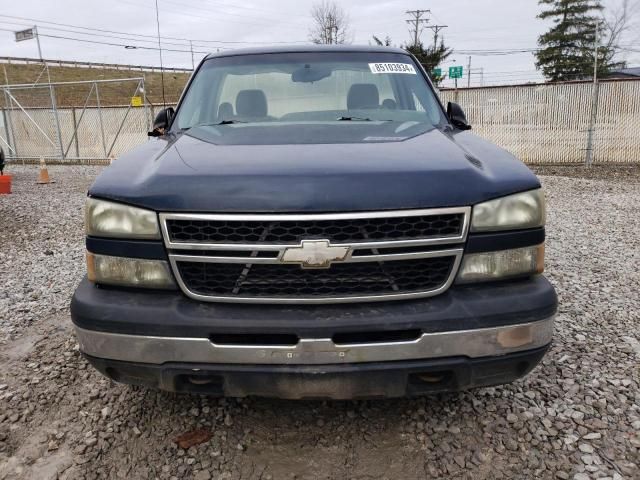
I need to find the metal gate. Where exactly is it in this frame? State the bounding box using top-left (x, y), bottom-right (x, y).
top-left (0, 77), bottom-right (150, 162)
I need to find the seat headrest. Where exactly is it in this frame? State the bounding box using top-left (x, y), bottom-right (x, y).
top-left (347, 84), bottom-right (380, 110)
top-left (218, 102), bottom-right (234, 120)
top-left (381, 98), bottom-right (397, 110)
top-left (236, 89), bottom-right (268, 117)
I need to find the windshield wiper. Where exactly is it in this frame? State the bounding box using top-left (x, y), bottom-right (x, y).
top-left (336, 116), bottom-right (393, 122)
top-left (336, 116), bottom-right (372, 121)
top-left (212, 119), bottom-right (247, 125)
top-left (179, 120), bottom-right (246, 132)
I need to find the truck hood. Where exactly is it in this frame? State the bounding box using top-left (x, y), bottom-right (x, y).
top-left (89, 127), bottom-right (540, 212)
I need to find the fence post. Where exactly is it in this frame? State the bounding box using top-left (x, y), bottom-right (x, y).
top-left (585, 81), bottom-right (600, 167)
top-left (1, 107), bottom-right (15, 158)
top-left (585, 26), bottom-right (600, 167)
top-left (142, 76), bottom-right (150, 131)
top-left (3, 88), bottom-right (18, 159)
top-left (71, 107), bottom-right (80, 158)
top-left (49, 84), bottom-right (65, 161)
top-left (95, 82), bottom-right (108, 158)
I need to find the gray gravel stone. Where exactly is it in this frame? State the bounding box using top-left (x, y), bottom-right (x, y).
top-left (0, 166), bottom-right (638, 479)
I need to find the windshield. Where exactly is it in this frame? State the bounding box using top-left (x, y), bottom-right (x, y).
top-left (173, 51), bottom-right (446, 145)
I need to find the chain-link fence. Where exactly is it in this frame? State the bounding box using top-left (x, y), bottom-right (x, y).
top-left (1, 76), bottom-right (639, 165)
top-left (0, 77), bottom-right (160, 163)
top-left (439, 78), bottom-right (640, 164)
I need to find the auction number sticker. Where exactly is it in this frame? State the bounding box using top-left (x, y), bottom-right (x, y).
top-left (369, 63), bottom-right (416, 74)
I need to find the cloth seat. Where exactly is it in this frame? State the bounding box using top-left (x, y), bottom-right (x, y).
top-left (218, 102), bottom-right (234, 120)
top-left (347, 84), bottom-right (380, 110)
top-left (236, 89), bottom-right (268, 117)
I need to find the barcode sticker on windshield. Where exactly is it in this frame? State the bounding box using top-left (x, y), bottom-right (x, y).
top-left (369, 63), bottom-right (416, 74)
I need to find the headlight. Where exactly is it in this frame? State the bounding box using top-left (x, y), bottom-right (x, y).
top-left (456, 244), bottom-right (544, 284)
top-left (85, 198), bottom-right (160, 239)
top-left (87, 252), bottom-right (175, 289)
top-left (471, 189), bottom-right (545, 232)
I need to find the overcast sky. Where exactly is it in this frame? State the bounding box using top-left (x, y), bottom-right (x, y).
top-left (1, 0), bottom-right (637, 87)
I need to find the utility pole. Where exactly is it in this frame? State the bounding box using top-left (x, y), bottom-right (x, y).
top-left (189, 40), bottom-right (195, 70)
top-left (585, 25), bottom-right (599, 167)
top-left (467, 56), bottom-right (472, 88)
top-left (30, 25), bottom-right (61, 158)
top-left (154, 0), bottom-right (166, 108)
top-left (34, 25), bottom-right (43, 61)
top-left (427, 25), bottom-right (447, 49)
top-left (406, 10), bottom-right (430, 47)
top-left (32, 26), bottom-right (51, 84)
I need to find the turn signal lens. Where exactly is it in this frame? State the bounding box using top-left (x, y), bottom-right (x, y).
top-left (456, 244), bottom-right (544, 284)
top-left (86, 252), bottom-right (175, 289)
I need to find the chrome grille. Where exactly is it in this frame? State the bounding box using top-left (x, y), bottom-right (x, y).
top-left (161, 208), bottom-right (470, 304)
top-left (165, 213), bottom-right (464, 244)
top-left (177, 257), bottom-right (456, 298)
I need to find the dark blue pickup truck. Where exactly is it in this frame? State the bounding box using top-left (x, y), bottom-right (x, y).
top-left (71, 45), bottom-right (556, 399)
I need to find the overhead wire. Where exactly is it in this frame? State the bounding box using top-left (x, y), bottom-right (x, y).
top-left (0, 20), bottom-right (203, 49)
top-left (115, 0), bottom-right (305, 30)
top-left (155, 0), bottom-right (310, 24)
top-left (0, 13), bottom-right (309, 45)
top-left (0, 27), bottom-right (214, 54)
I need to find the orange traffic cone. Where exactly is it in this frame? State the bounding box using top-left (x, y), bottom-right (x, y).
top-left (36, 157), bottom-right (51, 184)
top-left (0, 174), bottom-right (11, 194)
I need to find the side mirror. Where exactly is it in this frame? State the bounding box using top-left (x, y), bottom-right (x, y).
top-left (148, 107), bottom-right (175, 137)
top-left (447, 102), bottom-right (471, 130)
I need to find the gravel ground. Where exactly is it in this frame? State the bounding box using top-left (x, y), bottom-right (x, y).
top-left (0, 165), bottom-right (638, 480)
top-left (531, 164), bottom-right (640, 183)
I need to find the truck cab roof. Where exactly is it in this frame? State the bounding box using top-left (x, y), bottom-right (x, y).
top-left (204, 44), bottom-right (409, 60)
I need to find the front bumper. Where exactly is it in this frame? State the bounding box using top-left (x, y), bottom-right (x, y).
top-left (74, 317), bottom-right (553, 365)
top-left (71, 275), bottom-right (557, 397)
top-left (83, 345), bottom-right (550, 399)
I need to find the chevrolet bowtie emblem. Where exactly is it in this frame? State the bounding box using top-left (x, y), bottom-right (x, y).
top-left (280, 240), bottom-right (351, 269)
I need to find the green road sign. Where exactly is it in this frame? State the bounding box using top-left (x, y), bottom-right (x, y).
top-left (432, 67), bottom-right (442, 77)
top-left (449, 66), bottom-right (463, 79)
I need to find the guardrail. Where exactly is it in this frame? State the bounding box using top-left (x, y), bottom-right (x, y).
top-left (0, 56), bottom-right (192, 73)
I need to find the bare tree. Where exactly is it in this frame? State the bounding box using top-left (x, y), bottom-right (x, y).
top-left (604, 0), bottom-right (639, 58)
top-left (603, 1), bottom-right (631, 55)
top-left (372, 35), bottom-right (393, 46)
top-left (309, 0), bottom-right (351, 44)
top-left (600, 0), bottom-right (640, 70)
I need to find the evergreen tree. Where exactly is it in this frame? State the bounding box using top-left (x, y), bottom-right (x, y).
top-left (535, 0), bottom-right (623, 81)
top-left (405, 42), bottom-right (452, 86)
top-left (371, 36), bottom-right (452, 86)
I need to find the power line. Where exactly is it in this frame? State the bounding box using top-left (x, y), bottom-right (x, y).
top-left (156, 0), bottom-right (309, 25)
top-left (116, 0), bottom-right (304, 30)
top-left (183, 0), bottom-right (311, 19)
top-left (453, 48), bottom-right (540, 56)
top-left (405, 9), bottom-right (430, 47)
top-left (0, 28), bottom-right (211, 55)
top-left (0, 14), bottom-right (309, 45)
top-left (0, 20), bottom-right (199, 49)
